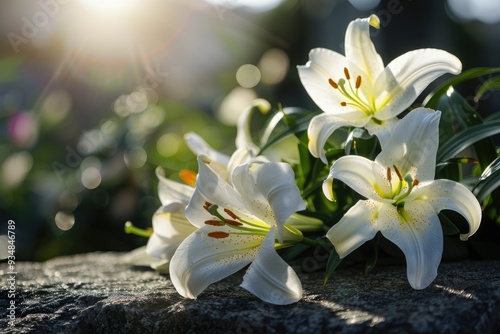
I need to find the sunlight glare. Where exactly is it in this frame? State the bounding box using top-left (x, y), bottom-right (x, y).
top-left (79, 0), bottom-right (139, 14)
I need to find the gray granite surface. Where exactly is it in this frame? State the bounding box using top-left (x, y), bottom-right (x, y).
top-left (1, 252), bottom-right (499, 333)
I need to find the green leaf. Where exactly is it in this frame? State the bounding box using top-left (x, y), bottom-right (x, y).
top-left (296, 141), bottom-right (312, 190)
top-left (258, 108), bottom-right (317, 156)
top-left (435, 88), bottom-right (483, 143)
top-left (434, 88), bottom-right (497, 184)
top-left (473, 157), bottom-right (500, 202)
top-left (424, 67), bottom-right (500, 109)
top-left (436, 157), bottom-right (478, 167)
top-left (438, 212), bottom-right (461, 236)
top-left (280, 243), bottom-right (311, 262)
top-left (474, 76), bottom-right (500, 102)
top-left (437, 119), bottom-right (500, 164)
top-left (323, 247), bottom-right (342, 285)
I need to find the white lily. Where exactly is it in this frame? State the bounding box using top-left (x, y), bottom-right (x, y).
top-left (145, 167), bottom-right (197, 272)
top-left (144, 131), bottom-right (234, 271)
top-left (170, 155), bottom-right (306, 305)
top-left (323, 108), bottom-right (481, 289)
top-left (298, 14), bottom-right (462, 164)
top-left (230, 100), bottom-right (300, 168)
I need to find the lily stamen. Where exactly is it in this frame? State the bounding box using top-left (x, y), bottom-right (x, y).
top-left (344, 67), bottom-right (351, 80)
top-left (393, 165), bottom-right (403, 181)
top-left (204, 220), bottom-right (225, 226)
top-left (331, 77), bottom-right (373, 115)
top-left (329, 78), bottom-right (338, 89)
top-left (224, 208), bottom-right (239, 220)
top-left (208, 231), bottom-right (230, 239)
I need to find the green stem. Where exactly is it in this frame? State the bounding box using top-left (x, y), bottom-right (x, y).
top-left (301, 237), bottom-right (321, 246)
top-left (124, 221), bottom-right (153, 238)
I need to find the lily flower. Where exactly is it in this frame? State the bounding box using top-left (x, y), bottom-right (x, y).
top-left (323, 108), bottom-right (481, 289)
top-left (145, 167), bottom-right (197, 272)
top-left (169, 155), bottom-right (306, 305)
top-left (145, 129), bottom-right (236, 271)
top-left (298, 14), bottom-right (462, 164)
top-left (229, 99), bottom-right (300, 172)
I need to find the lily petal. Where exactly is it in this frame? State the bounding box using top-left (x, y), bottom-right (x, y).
top-left (409, 180), bottom-right (482, 241)
top-left (376, 108), bottom-right (440, 181)
top-left (235, 105), bottom-right (261, 153)
top-left (364, 117), bottom-right (399, 149)
top-left (186, 155), bottom-right (249, 228)
top-left (377, 201), bottom-right (443, 289)
top-left (308, 113), bottom-right (371, 164)
top-left (156, 167), bottom-right (194, 205)
top-left (226, 147), bottom-right (272, 176)
top-left (375, 49), bottom-right (461, 120)
top-left (345, 14), bottom-right (384, 84)
top-left (184, 132), bottom-right (231, 166)
top-left (169, 225), bottom-right (263, 299)
top-left (326, 200), bottom-right (379, 258)
top-left (231, 162), bottom-right (305, 240)
top-left (146, 202), bottom-right (197, 260)
top-left (297, 48), bottom-right (352, 113)
top-left (327, 155), bottom-right (385, 201)
top-left (240, 228), bottom-right (302, 305)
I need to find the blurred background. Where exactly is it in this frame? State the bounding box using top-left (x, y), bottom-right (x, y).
top-left (1, 0), bottom-right (499, 261)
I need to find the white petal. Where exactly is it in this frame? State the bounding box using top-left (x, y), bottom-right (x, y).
top-left (377, 201), bottom-right (443, 289)
top-left (326, 200), bottom-right (379, 258)
top-left (156, 167), bottom-right (194, 205)
top-left (376, 108), bottom-right (440, 181)
top-left (231, 162), bottom-right (305, 240)
top-left (235, 106), bottom-right (260, 153)
top-left (240, 228), bottom-right (302, 305)
top-left (121, 246), bottom-right (156, 267)
top-left (375, 49), bottom-right (461, 120)
top-left (226, 147), bottom-right (263, 176)
top-left (345, 15), bottom-right (384, 83)
top-left (169, 226), bottom-right (263, 299)
top-left (308, 113), bottom-right (371, 164)
top-left (409, 180), bottom-right (482, 241)
top-left (146, 202), bottom-right (197, 260)
top-left (184, 132), bottom-right (231, 166)
top-left (186, 155), bottom-right (249, 228)
top-left (364, 117), bottom-right (399, 149)
top-left (327, 155), bottom-right (385, 201)
top-left (297, 48), bottom-right (351, 113)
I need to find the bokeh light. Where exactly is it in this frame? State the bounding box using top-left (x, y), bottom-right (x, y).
top-left (236, 64), bottom-right (261, 88)
top-left (40, 90), bottom-right (72, 128)
top-left (81, 166), bottom-right (102, 189)
top-left (124, 146), bottom-right (147, 169)
top-left (258, 48), bottom-right (289, 85)
top-left (55, 211), bottom-right (76, 231)
top-left (448, 0), bottom-right (500, 23)
top-left (157, 133), bottom-right (181, 157)
top-left (216, 87), bottom-right (257, 125)
top-left (347, 0), bottom-right (380, 11)
top-left (1, 151), bottom-right (33, 189)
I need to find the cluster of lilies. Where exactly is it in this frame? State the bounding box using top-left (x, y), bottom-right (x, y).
top-left (128, 15), bottom-right (482, 305)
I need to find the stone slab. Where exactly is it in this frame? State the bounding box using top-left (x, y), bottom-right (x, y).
top-left (1, 252), bottom-right (499, 333)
